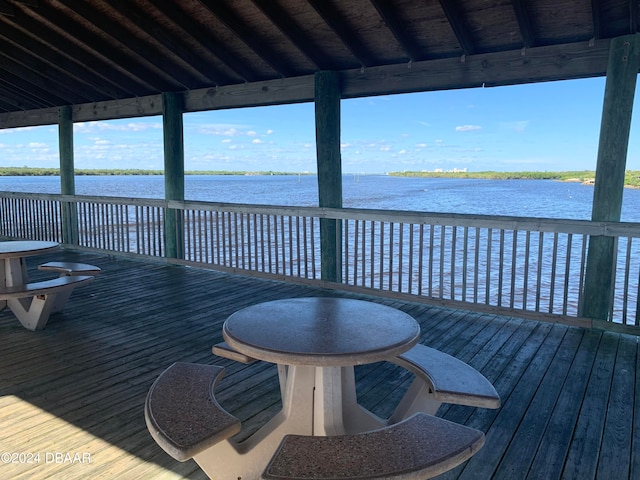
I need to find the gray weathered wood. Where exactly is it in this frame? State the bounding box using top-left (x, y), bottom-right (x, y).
top-left (163, 92), bottom-right (185, 260)
top-left (1, 250), bottom-right (639, 479)
top-left (315, 71), bottom-right (342, 283)
top-left (0, 39), bottom-right (612, 128)
top-left (583, 34), bottom-right (640, 320)
top-left (58, 105), bottom-right (78, 245)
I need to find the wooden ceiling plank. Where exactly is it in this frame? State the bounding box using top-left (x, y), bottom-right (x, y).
top-left (629, 0), bottom-right (638, 34)
top-left (197, 0), bottom-right (293, 77)
top-left (0, 78), bottom-right (51, 110)
top-left (512, 0), bottom-right (536, 48)
top-left (438, 0), bottom-right (475, 55)
top-left (251, 0), bottom-right (331, 70)
top-left (369, 0), bottom-right (424, 61)
top-left (0, 64), bottom-right (76, 107)
top-left (306, 0), bottom-right (376, 67)
top-left (5, 2), bottom-right (160, 98)
top-left (0, 45), bottom-right (97, 101)
top-left (0, 17), bottom-right (128, 100)
top-left (106, 0), bottom-right (229, 86)
top-left (591, 0), bottom-right (602, 39)
top-left (54, 0), bottom-right (191, 91)
top-left (0, 0), bottom-right (14, 16)
top-left (0, 53), bottom-right (90, 105)
top-left (150, 0), bottom-right (257, 82)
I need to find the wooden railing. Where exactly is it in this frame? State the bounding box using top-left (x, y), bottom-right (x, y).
top-left (2, 191), bottom-right (639, 331)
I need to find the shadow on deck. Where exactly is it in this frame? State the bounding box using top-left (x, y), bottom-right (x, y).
top-left (0, 249), bottom-right (638, 479)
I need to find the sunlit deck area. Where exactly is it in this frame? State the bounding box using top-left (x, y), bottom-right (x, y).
top-left (0, 248), bottom-right (637, 479)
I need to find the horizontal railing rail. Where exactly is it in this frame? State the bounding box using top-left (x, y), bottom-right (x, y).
top-left (2, 191), bottom-right (639, 330)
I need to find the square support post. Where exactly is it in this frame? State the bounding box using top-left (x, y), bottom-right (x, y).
top-left (58, 105), bottom-right (78, 245)
top-left (582, 34), bottom-right (640, 321)
top-left (315, 71), bottom-right (342, 283)
top-left (163, 92), bottom-right (185, 260)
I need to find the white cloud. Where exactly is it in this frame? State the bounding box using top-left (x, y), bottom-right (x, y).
top-left (455, 125), bottom-right (482, 132)
top-left (28, 142), bottom-right (48, 148)
top-left (74, 121), bottom-right (161, 133)
top-left (252, 138), bottom-right (263, 144)
top-left (502, 120), bottom-right (529, 132)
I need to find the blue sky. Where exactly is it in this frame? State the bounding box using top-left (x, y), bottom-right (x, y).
top-left (1, 76), bottom-right (639, 174)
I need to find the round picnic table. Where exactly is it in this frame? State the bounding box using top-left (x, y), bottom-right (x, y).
top-left (0, 240), bottom-right (59, 288)
top-left (223, 297), bottom-right (420, 437)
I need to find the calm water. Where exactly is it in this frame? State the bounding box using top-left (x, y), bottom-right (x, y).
top-left (2, 174), bottom-right (640, 222)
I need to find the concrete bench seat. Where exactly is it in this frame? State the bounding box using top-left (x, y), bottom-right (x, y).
top-left (0, 275), bottom-right (93, 330)
top-left (38, 261), bottom-right (102, 276)
top-left (0, 275), bottom-right (93, 300)
top-left (390, 344), bottom-right (501, 421)
top-left (262, 412), bottom-right (485, 480)
top-left (145, 362), bottom-right (241, 462)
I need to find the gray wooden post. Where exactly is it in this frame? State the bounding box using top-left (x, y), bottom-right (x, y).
top-left (162, 92), bottom-right (185, 259)
top-left (315, 71), bottom-right (342, 282)
top-left (582, 34), bottom-right (640, 320)
top-left (58, 105), bottom-right (78, 244)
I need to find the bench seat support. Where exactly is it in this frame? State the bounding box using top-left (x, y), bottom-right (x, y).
top-left (390, 344), bottom-right (500, 421)
top-left (0, 275), bottom-right (93, 330)
top-left (263, 412), bottom-right (485, 480)
top-left (213, 341), bottom-right (289, 402)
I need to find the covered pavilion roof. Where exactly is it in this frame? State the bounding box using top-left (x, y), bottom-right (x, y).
top-left (0, 0), bottom-right (638, 128)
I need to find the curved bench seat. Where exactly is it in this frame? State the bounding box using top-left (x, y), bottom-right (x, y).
top-left (145, 362), bottom-right (241, 462)
top-left (263, 413), bottom-right (485, 480)
top-left (390, 344), bottom-right (500, 420)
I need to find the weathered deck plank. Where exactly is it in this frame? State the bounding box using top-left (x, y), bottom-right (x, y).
top-left (0, 249), bottom-right (637, 479)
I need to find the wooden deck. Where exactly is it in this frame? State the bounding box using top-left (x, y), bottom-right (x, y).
top-left (0, 249), bottom-right (638, 480)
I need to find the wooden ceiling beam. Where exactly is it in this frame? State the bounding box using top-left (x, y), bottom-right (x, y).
top-left (14, 1), bottom-right (163, 95)
top-left (629, 0), bottom-right (638, 34)
top-left (306, 0), bottom-right (377, 67)
top-left (438, 0), bottom-right (475, 55)
top-left (0, 38), bottom-right (612, 128)
top-left (251, 0), bottom-right (331, 70)
top-left (53, 0), bottom-right (190, 91)
top-left (0, 78), bottom-right (52, 110)
top-left (105, 0), bottom-right (230, 87)
top-left (591, 0), bottom-right (602, 39)
top-left (369, 0), bottom-right (424, 61)
top-left (197, 0), bottom-right (293, 78)
top-left (0, 53), bottom-right (90, 105)
top-left (512, 0), bottom-right (536, 48)
top-left (0, 0), bottom-right (14, 16)
top-left (0, 17), bottom-right (128, 100)
top-left (149, 1), bottom-right (257, 82)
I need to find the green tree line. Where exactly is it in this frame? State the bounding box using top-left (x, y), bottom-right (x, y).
top-left (390, 170), bottom-right (640, 188)
top-left (0, 167), bottom-right (300, 177)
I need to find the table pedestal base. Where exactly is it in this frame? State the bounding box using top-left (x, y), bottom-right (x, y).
top-left (193, 364), bottom-right (386, 480)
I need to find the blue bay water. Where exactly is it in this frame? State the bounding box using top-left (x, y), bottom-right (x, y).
top-left (2, 174), bottom-right (640, 222)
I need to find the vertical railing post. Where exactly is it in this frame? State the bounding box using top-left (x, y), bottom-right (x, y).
top-left (582, 34), bottom-right (640, 321)
top-left (58, 105), bottom-right (78, 245)
top-left (315, 71), bottom-right (342, 282)
top-left (162, 92), bottom-right (185, 259)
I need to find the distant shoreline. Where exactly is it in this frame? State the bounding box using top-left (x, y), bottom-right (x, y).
top-left (390, 170), bottom-right (640, 188)
top-left (0, 168), bottom-right (307, 177)
top-left (2, 167), bottom-right (639, 188)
